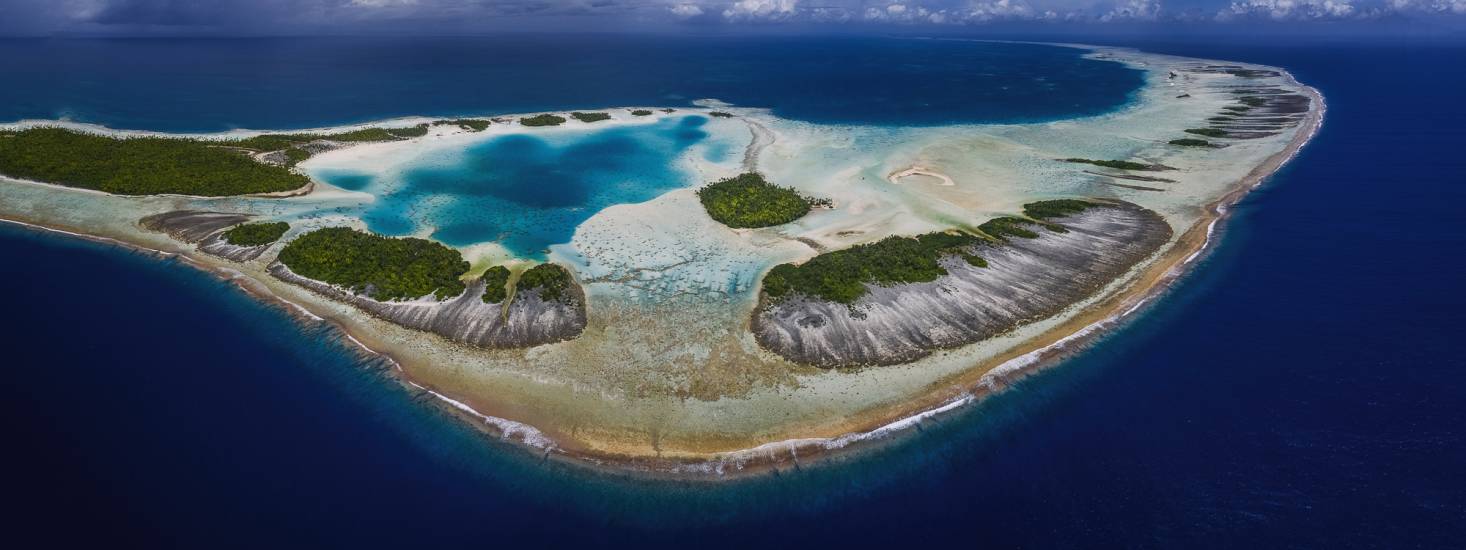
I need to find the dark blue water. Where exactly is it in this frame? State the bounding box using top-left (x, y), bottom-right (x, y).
top-left (4, 37), bottom-right (1465, 547)
top-left (315, 115), bottom-right (715, 257)
top-left (0, 36), bottom-right (1141, 131)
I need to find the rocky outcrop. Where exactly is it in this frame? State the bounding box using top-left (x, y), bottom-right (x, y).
top-left (139, 210), bottom-right (275, 262)
top-left (752, 202), bottom-right (1172, 367)
top-left (198, 234), bottom-right (274, 262)
top-left (140, 210), bottom-right (248, 242)
top-left (269, 263), bottom-right (586, 348)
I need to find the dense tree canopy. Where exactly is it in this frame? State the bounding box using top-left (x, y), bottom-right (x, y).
top-left (570, 112), bottom-right (611, 123)
top-left (520, 114), bottom-right (567, 127)
top-left (763, 232), bottom-right (986, 304)
top-left (1063, 158), bottom-right (1151, 171)
top-left (1169, 138), bottom-right (1213, 147)
top-left (0, 128), bottom-right (308, 196)
top-left (440, 119), bottom-right (491, 131)
top-left (1185, 128), bottom-right (1229, 138)
top-left (697, 172), bottom-right (812, 229)
top-left (277, 227), bottom-right (469, 301)
top-left (1023, 199), bottom-right (1097, 220)
top-left (517, 263), bottom-right (575, 303)
top-left (232, 128), bottom-right (407, 152)
top-left (221, 222), bottom-right (289, 247)
top-left (481, 265), bottom-right (511, 304)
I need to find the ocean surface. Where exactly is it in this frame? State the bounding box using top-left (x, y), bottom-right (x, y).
top-left (311, 115), bottom-right (721, 257)
top-left (3, 36), bottom-right (1465, 547)
top-left (0, 36), bottom-right (1141, 131)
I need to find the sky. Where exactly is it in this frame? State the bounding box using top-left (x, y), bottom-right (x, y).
top-left (2, 0), bottom-right (1463, 36)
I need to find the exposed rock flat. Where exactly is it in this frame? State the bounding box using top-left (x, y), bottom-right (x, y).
top-left (140, 210), bottom-right (248, 242)
top-left (198, 234), bottom-right (273, 262)
top-left (139, 210), bottom-right (274, 261)
top-left (269, 263), bottom-right (586, 348)
top-left (753, 202), bottom-right (1172, 367)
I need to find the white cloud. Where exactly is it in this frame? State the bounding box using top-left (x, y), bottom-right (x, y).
top-left (722, 0), bottom-right (800, 20)
top-left (669, 3), bottom-right (703, 17)
top-left (1101, 0), bottom-right (1162, 20)
top-left (1387, 0), bottom-right (1466, 12)
top-left (1220, 0), bottom-right (1357, 19)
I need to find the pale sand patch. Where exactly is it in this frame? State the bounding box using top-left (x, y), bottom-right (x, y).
top-left (887, 166), bottom-right (955, 186)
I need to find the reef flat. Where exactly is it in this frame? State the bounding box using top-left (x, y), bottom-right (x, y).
top-left (0, 44), bottom-right (1323, 476)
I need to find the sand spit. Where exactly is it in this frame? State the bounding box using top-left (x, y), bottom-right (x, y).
top-left (887, 166), bottom-right (956, 186)
top-left (754, 202), bottom-right (1172, 367)
top-left (269, 263), bottom-right (587, 349)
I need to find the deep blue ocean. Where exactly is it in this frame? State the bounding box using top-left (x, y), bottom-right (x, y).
top-left (0, 36), bottom-right (1140, 130)
top-left (2, 36), bottom-right (1465, 548)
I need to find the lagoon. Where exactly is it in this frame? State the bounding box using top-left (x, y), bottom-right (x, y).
top-left (309, 115), bottom-right (725, 258)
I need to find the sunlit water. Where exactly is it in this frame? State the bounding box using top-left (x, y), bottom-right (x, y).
top-left (309, 116), bottom-right (723, 258)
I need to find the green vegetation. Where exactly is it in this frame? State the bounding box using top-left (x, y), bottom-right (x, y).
top-left (480, 265), bottom-right (511, 304)
top-left (277, 227), bottom-right (469, 301)
top-left (520, 114), bottom-right (567, 127)
top-left (1169, 138), bottom-right (1213, 147)
top-left (630, 110), bottom-right (654, 116)
top-left (517, 263), bottom-right (574, 303)
top-left (231, 134), bottom-right (304, 152)
top-left (763, 232), bottom-right (985, 304)
top-left (1063, 158), bottom-right (1150, 171)
top-left (697, 172), bottom-right (812, 228)
top-left (385, 124), bottom-right (430, 138)
top-left (233, 128), bottom-right (405, 152)
top-left (221, 222), bottom-right (289, 247)
top-left (440, 119), bottom-right (491, 131)
top-left (1238, 97), bottom-right (1268, 107)
top-left (978, 217), bottom-right (1047, 239)
top-left (570, 112), bottom-right (611, 123)
top-left (0, 128), bottom-right (308, 196)
top-left (761, 199), bottom-right (1101, 304)
top-left (1185, 128), bottom-right (1229, 138)
top-left (284, 147), bottom-right (311, 166)
top-left (1023, 199), bottom-right (1097, 220)
top-left (322, 128), bottom-right (401, 142)
top-left (708, 111), bottom-right (735, 118)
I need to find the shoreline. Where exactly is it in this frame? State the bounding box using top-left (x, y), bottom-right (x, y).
top-left (0, 60), bottom-right (1325, 480)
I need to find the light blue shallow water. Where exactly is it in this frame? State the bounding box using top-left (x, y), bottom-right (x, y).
top-left (313, 115), bottom-right (716, 258)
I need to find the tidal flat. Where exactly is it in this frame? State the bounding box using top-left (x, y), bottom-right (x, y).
top-left (0, 44), bottom-right (1322, 476)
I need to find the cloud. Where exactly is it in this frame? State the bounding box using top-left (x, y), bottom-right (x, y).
top-left (722, 0), bottom-right (800, 21)
top-left (859, 0), bottom-right (1061, 24)
top-left (1101, 0), bottom-right (1162, 20)
top-left (1387, 0), bottom-right (1466, 12)
top-left (669, 3), bottom-right (704, 17)
top-left (1219, 0), bottom-right (1357, 19)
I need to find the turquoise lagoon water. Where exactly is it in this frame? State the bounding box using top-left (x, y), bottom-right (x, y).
top-left (312, 115), bottom-right (723, 258)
